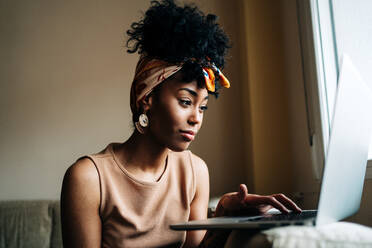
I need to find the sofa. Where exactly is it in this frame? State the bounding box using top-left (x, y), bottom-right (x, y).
top-left (0, 201), bottom-right (62, 248)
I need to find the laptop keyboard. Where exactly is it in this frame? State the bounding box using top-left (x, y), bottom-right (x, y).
top-left (240, 210), bottom-right (317, 222)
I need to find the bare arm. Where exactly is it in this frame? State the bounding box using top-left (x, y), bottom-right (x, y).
top-left (182, 156), bottom-right (231, 248)
top-left (182, 156), bottom-right (209, 248)
top-left (60, 158), bottom-right (102, 248)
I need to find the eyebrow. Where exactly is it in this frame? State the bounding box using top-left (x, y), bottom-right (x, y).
top-left (178, 88), bottom-right (209, 100)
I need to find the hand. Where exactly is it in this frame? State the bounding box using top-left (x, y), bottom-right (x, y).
top-left (214, 184), bottom-right (302, 217)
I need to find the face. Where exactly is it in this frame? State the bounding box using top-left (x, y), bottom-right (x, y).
top-left (145, 74), bottom-right (209, 152)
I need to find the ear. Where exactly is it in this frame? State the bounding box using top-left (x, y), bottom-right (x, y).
top-left (139, 94), bottom-right (154, 113)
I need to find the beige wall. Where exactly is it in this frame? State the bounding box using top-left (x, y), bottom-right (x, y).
top-left (0, 0), bottom-right (246, 200)
top-left (240, 0), bottom-right (295, 195)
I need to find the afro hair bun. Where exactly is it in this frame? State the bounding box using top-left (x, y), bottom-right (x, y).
top-left (126, 0), bottom-right (230, 69)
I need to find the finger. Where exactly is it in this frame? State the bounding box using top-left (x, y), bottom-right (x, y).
top-left (272, 194), bottom-right (302, 213)
top-left (263, 196), bottom-right (290, 214)
top-left (238, 184), bottom-right (248, 202)
top-left (258, 205), bottom-right (273, 214)
top-left (239, 184), bottom-right (249, 194)
top-left (273, 194), bottom-right (302, 213)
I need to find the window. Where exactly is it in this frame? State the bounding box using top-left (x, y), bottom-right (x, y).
top-left (297, 0), bottom-right (372, 179)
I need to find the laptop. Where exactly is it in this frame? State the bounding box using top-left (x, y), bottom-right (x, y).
top-left (170, 55), bottom-right (372, 230)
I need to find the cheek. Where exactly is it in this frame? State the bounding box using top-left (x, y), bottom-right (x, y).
top-left (150, 101), bottom-right (184, 134)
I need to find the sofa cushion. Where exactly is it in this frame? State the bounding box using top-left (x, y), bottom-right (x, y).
top-left (0, 201), bottom-right (53, 248)
top-left (49, 201), bottom-right (62, 248)
top-left (225, 222), bottom-right (372, 248)
top-left (263, 222), bottom-right (372, 248)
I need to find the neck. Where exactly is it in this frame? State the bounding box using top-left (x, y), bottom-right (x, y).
top-left (116, 131), bottom-right (169, 175)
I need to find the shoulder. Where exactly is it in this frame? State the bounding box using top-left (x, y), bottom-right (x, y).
top-left (171, 150), bottom-right (208, 174)
top-left (188, 151), bottom-right (209, 176)
top-left (64, 143), bottom-right (114, 183)
top-left (187, 151), bottom-right (209, 191)
top-left (61, 157), bottom-right (100, 206)
top-left (63, 157), bottom-right (99, 186)
top-left (61, 157), bottom-right (102, 247)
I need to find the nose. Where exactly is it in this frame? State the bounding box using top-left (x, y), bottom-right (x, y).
top-left (188, 107), bottom-right (203, 126)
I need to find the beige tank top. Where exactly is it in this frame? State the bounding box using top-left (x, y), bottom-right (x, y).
top-left (83, 143), bottom-right (197, 248)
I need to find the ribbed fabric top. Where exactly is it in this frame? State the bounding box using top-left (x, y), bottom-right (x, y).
top-left (83, 143), bottom-right (197, 248)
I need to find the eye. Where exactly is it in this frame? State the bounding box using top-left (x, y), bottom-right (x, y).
top-left (179, 99), bottom-right (192, 106)
top-left (200, 105), bottom-right (208, 111)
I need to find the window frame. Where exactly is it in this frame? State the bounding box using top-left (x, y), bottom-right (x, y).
top-left (296, 0), bottom-right (372, 180)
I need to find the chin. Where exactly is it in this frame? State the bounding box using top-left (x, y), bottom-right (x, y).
top-left (167, 142), bottom-right (191, 152)
top-left (153, 132), bottom-right (192, 152)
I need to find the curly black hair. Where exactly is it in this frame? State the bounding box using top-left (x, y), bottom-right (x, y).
top-left (126, 0), bottom-right (230, 96)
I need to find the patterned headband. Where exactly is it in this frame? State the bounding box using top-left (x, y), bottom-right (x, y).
top-left (130, 56), bottom-right (230, 114)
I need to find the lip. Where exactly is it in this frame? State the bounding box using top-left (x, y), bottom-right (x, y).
top-left (180, 130), bottom-right (196, 141)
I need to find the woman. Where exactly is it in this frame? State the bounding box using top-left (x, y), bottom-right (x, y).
top-left (60, 0), bottom-right (301, 247)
